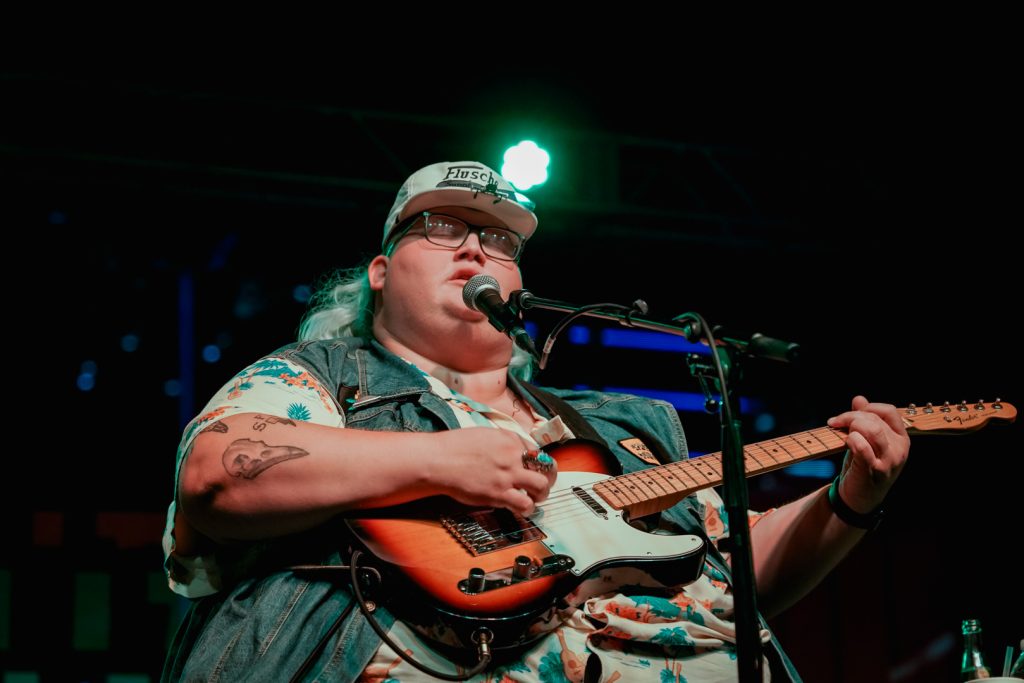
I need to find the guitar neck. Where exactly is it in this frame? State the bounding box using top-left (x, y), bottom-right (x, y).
top-left (592, 426), bottom-right (847, 517)
top-left (590, 398), bottom-right (1016, 518)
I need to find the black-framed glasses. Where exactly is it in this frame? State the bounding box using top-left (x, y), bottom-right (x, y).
top-left (385, 211), bottom-right (526, 262)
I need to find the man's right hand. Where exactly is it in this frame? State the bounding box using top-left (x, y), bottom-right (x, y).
top-left (428, 428), bottom-right (557, 516)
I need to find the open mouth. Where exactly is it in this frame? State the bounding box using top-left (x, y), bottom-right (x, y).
top-left (450, 270), bottom-right (480, 283)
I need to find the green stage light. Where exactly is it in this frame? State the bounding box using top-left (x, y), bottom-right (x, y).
top-left (501, 141), bottom-right (550, 191)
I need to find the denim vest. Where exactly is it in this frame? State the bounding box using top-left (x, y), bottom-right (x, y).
top-left (162, 338), bottom-right (800, 682)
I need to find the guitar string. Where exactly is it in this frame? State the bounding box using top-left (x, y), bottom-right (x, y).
top-left (455, 416), bottom-right (981, 544)
top-left (462, 482), bottom-right (702, 547)
top-left (461, 470), bottom-right (706, 543)
top-left (464, 435), bottom-right (843, 542)
top-left (512, 442), bottom-right (805, 525)
top-left (454, 482), bottom-right (610, 544)
top-left (532, 432), bottom-right (834, 512)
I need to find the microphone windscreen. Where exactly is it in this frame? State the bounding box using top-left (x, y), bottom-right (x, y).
top-left (462, 274), bottom-right (500, 311)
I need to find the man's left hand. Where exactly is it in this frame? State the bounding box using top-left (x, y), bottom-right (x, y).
top-left (827, 395), bottom-right (911, 513)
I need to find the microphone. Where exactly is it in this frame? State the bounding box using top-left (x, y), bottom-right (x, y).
top-left (462, 275), bottom-right (539, 360)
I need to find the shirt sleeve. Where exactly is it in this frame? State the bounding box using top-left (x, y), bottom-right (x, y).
top-left (696, 486), bottom-right (776, 546)
top-left (182, 355), bottom-right (342, 443)
top-left (163, 355), bottom-right (344, 597)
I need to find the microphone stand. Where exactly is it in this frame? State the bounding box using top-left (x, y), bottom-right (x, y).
top-left (684, 334), bottom-right (764, 683)
top-left (512, 290), bottom-right (785, 683)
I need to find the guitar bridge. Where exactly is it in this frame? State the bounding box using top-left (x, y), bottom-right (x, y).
top-left (441, 509), bottom-right (546, 556)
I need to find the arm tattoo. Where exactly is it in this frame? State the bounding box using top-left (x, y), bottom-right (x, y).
top-left (222, 438), bottom-right (309, 479)
top-left (252, 414), bottom-right (297, 432)
top-left (201, 421), bottom-right (229, 434)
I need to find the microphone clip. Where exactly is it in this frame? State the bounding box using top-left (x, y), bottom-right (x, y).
top-left (711, 325), bottom-right (801, 364)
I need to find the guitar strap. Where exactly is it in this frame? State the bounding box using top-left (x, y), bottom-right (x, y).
top-left (517, 381), bottom-right (675, 466)
top-left (516, 382), bottom-right (606, 445)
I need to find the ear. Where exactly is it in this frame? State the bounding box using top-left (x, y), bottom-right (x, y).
top-left (367, 255), bottom-right (389, 292)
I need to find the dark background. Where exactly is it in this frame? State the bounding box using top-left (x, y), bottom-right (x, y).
top-left (2, 70), bottom-right (1020, 681)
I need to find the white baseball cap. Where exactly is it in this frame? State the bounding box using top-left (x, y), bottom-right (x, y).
top-left (382, 161), bottom-right (538, 248)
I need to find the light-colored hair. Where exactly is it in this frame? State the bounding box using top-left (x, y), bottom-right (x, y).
top-left (298, 263), bottom-right (534, 381)
top-left (298, 264), bottom-right (376, 341)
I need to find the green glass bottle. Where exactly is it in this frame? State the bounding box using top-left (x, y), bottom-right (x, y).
top-left (1009, 639), bottom-right (1024, 678)
top-left (960, 619), bottom-right (992, 680)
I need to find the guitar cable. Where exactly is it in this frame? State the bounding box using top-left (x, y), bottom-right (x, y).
top-left (349, 549), bottom-right (494, 681)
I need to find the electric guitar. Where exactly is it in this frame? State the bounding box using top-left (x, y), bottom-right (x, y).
top-left (346, 399), bottom-right (1015, 650)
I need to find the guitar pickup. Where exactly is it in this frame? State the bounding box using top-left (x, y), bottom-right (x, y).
top-left (457, 554), bottom-right (574, 594)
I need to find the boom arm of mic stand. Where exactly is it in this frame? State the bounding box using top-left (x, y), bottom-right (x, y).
top-left (509, 290), bottom-right (705, 342)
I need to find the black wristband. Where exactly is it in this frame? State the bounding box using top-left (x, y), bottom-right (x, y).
top-left (827, 476), bottom-right (885, 531)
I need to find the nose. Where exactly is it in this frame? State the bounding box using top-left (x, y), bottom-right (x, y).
top-left (453, 230), bottom-right (487, 264)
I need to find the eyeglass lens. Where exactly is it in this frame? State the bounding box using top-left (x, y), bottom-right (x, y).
top-left (424, 214), bottom-right (520, 260)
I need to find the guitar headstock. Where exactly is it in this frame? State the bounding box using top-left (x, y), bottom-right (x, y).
top-left (900, 399), bottom-right (1016, 435)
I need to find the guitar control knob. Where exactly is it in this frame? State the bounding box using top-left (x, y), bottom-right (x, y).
top-left (467, 567), bottom-right (486, 593)
top-left (512, 555), bottom-right (532, 582)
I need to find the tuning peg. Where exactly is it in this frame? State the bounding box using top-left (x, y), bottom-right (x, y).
top-left (959, 400), bottom-right (969, 412)
top-left (925, 402), bottom-right (934, 413)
